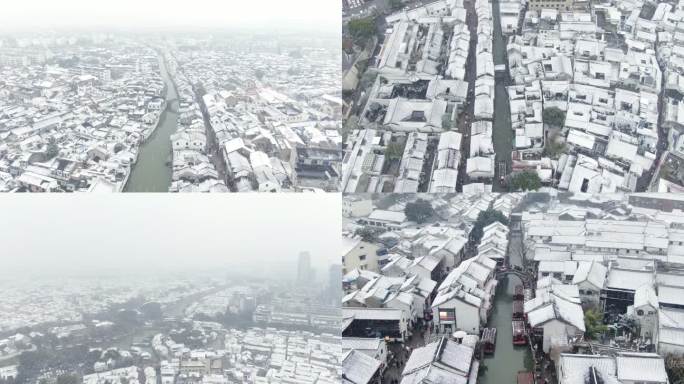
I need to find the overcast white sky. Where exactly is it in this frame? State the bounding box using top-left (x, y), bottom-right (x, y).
top-left (0, 0), bottom-right (340, 32)
top-left (0, 194), bottom-right (340, 279)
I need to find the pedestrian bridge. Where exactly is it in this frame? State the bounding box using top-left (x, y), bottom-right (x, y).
top-left (495, 268), bottom-right (533, 287)
top-left (166, 99), bottom-right (179, 113)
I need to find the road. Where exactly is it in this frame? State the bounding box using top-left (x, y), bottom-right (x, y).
top-left (641, 71), bottom-right (670, 191)
top-left (192, 82), bottom-right (229, 188)
top-left (491, 0), bottom-right (514, 192)
top-left (456, 0), bottom-right (480, 191)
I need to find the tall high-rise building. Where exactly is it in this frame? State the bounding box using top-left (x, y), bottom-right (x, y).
top-left (297, 251), bottom-right (314, 285)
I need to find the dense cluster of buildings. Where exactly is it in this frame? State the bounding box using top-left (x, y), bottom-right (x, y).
top-left (343, 333), bottom-right (482, 384)
top-left (0, 276), bottom-right (209, 333)
top-left (184, 287), bottom-right (258, 318)
top-left (475, 192), bottom-right (684, 383)
top-left (339, 191), bottom-right (684, 383)
top-left (499, 0), bottom-right (684, 193)
top-left (0, 274), bottom-right (341, 384)
top-left (165, 50), bottom-right (227, 193)
top-left (556, 352), bottom-right (668, 384)
top-left (340, 192), bottom-right (522, 382)
top-left (73, 326), bottom-right (341, 384)
top-left (253, 297), bottom-right (342, 333)
top-left (0, 36), bottom-right (167, 192)
top-left (519, 193), bottom-right (684, 357)
top-left (653, 0), bottom-right (684, 192)
top-left (149, 328), bottom-right (340, 384)
top-left (431, 221), bottom-right (510, 335)
top-left (464, 0), bottom-right (497, 183)
top-left (171, 37), bottom-right (342, 192)
top-left (0, 33), bottom-right (342, 193)
top-left (345, 0), bottom-right (684, 194)
top-left (342, 0), bottom-right (475, 193)
top-left (0, 333), bottom-right (35, 367)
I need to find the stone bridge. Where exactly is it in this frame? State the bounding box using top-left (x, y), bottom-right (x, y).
top-left (165, 99), bottom-right (179, 113)
top-left (496, 268), bottom-right (534, 288)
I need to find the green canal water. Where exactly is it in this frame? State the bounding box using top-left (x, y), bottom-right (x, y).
top-left (479, 276), bottom-right (532, 384)
top-left (124, 54), bottom-right (179, 192)
top-left (480, 230), bottom-right (531, 383)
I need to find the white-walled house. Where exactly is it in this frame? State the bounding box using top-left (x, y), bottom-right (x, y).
top-left (477, 221), bottom-right (509, 265)
top-left (343, 274), bottom-right (437, 325)
top-left (342, 350), bottom-right (382, 384)
top-left (360, 210), bottom-right (408, 231)
top-left (572, 261), bottom-right (607, 308)
top-left (615, 353), bottom-right (668, 384)
top-left (628, 284), bottom-right (658, 340)
top-left (430, 236), bottom-right (468, 272)
top-left (171, 130), bottom-right (206, 152)
top-left (557, 354), bottom-right (617, 384)
top-left (342, 337), bottom-right (389, 367)
top-left (538, 260), bottom-right (578, 283)
top-left (343, 196), bottom-right (374, 218)
top-left (524, 290), bottom-right (585, 354)
top-left (407, 255), bottom-right (442, 281)
top-left (403, 274), bottom-right (438, 321)
top-left (400, 337), bottom-right (479, 384)
top-left (431, 255), bottom-right (498, 333)
top-left (557, 352), bottom-right (667, 384)
top-left (658, 306), bottom-right (684, 355)
top-left (408, 227), bottom-right (468, 272)
top-left (381, 255), bottom-right (414, 277)
top-left (342, 236), bottom-right (381, 274)
top-left (385, 291), bottom-right (417, 327)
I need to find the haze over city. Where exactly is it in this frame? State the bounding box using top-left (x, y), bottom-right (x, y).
top-left (0, 194), bottom-right (342, 384)
top-left (0, 0), bottom-right (341, 32)
top-left (0, 195), bottom-right (340, 278)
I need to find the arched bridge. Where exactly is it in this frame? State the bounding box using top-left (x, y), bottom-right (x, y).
top-left (165, 99), bottom-right (179, 113)
top-left (496, 268), bottom-right (534, 287)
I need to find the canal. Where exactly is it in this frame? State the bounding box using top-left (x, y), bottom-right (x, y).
top-left (480, 230), bottom-right (531, 383)
top-left (491, 0), bottom-right (514, 192)
top-left (124, 53), bottom-right (179, 192)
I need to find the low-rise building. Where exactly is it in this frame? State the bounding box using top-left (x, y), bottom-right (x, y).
top-left (432, 255), bottom-right (498, 334)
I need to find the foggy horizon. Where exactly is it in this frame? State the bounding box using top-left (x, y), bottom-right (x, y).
top-left (0, 0), bottom-right (341, 33)
top-left (0, 195), bottom-right (340, 279)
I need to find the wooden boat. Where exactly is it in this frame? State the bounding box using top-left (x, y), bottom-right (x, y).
top-left (498, 161), bottom-right (508, 184)
top-left (513, 320), bottom-right (527, 345)
top-left (482, 327), bottom-right (497, 355)
top-left (512, 300), bottom-right (525, 320)
top-left (513, 284), bottom-right (524, 300)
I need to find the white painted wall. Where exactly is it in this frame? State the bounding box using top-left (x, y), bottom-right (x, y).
top-left (541, 319), bottom-right (581, 354)
top-left (433, 298), bottom-right (481, 334)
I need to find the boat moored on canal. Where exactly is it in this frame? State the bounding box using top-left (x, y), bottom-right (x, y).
top-left (513, 284), bottom-right (524, 300)
top-left (512, 300), bottom-right (524, 320)
top-left (482, 327), bottom-right (497, 355)
top-left (512, 320), bottom-right (527, 345)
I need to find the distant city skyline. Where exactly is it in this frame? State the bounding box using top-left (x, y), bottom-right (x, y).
top-left (0, 0), bottom-right (341, 32)
top-left (297, 251), bottom-right (314, 285)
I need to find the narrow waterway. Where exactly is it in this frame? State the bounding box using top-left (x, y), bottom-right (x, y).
top-left (491, 0), bottom-right (514, 192)
top-left (480, 230), bottom-right (531, 383)
top-left (480, 277), bottom-right (531, 383)
top-left (124, 53), bottom-right (178, 192)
